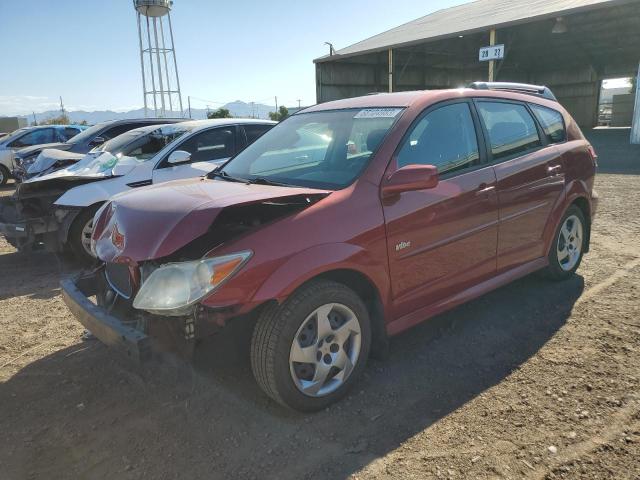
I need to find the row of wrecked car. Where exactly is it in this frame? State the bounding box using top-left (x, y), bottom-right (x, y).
top-left (0, 118), bottom-right (275, 261)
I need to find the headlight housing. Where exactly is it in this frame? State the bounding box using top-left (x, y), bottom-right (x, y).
top-left (132, 251), bottom-right (252, 315)
top-left (16, 154), bottom-right (37, 169)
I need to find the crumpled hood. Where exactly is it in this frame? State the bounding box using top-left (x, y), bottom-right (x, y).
top-left (93, 177), bottom-right (329, 263)
top-left (27, 148), bottom-right (88, 175)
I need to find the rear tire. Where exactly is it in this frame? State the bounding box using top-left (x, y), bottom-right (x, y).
top-left (0, 165), bottom-right (10, 186)
top-left (543, 205), bottom-right (586, 281)
top-left (251, 280), bottom-right (371, 412)
top-left (67, 206), bottom-right (101, 266)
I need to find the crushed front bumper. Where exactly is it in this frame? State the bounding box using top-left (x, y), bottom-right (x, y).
top-left (0, 197), bottom-right (77, 252)
top-left (61, 271), bottom-right (151, 361)
top-left (0, 213), bottom-right (59, 250)
top-left (12, 164), bottom-right (28, 183)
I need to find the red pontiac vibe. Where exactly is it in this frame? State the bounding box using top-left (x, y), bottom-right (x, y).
top-left (62, 83), bottom-right (598, 411)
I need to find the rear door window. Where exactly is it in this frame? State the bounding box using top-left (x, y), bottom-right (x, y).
top-left (530, 104), bottom-right (566, 143)
top-left (101, 123), bottom-right (142, 140)
top-left (397, 102), bottom-right (480, 175)
top-left (177, 127), bottom-right (236, 162)
top-left (476, 101), bottom-right (542, 161)
top-left (60, 127), bottom-right (81, 141)
top-left (10, 128), bottom-right (55, 148)
top-left (243, 124), bottom-right (273, 144)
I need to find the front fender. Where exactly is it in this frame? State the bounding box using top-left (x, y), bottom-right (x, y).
top-left (251, 242), bottom-right (390, 308)
top-left (54, 175), bottom-right (135, 208)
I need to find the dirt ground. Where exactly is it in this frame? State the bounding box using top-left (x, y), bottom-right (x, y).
top-left (1, 160), bottom-right (639, 478)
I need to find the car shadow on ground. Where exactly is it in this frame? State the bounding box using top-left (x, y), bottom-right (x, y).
top-left (0, 271), bottom-right (584, 478)
top-left (0, 180), bottom-right (16, 194)
top-left (0, 251), bottom-right (70, 300)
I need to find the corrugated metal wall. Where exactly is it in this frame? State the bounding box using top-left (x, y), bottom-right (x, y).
top-left (317, 61), bottom-right (603, 129)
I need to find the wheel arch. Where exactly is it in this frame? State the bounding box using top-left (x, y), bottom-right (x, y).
top-left (298, 268), bottom-right (389, 359)
top-left (569, 195), bottom-right (591, 253)
top-left (248, 243), bottom-right (391, 360)
top-left (544, 179), bottom-right (593, 256)
top-left (58, 201), bottom-right (106, 246)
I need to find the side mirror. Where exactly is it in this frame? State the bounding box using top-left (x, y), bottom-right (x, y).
top-left (90, 136), bottom-right (105, 146)
top-left (382, 164), bottom-right (439, 198)
top-left (167, 150), bottom-right (191, 165)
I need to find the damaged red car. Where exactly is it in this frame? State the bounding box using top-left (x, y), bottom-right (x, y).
top-left (62, 83), bottom-right (598, 411)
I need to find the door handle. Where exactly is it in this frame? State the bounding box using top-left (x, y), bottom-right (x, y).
top-left (547, 164), bottom-right (562, 175)
top-left (475, 185), bottom-right (495, 196)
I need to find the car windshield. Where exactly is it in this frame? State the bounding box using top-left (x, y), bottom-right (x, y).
top-left (1, 127), bottom-right (30, 144)
top-left (98, 124), bottom-right (192, 161)
top-left (65, 121), bottom-right (110, 145)
top-left (219, 108), bottom-right (404, 189)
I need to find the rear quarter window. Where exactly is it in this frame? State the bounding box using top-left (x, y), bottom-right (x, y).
top-left (476, 101), bottom-right (542, 161)
top-left (530, 104), bottom-right (566, 143)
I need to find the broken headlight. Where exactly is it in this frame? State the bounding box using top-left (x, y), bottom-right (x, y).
top-left (132, 251), bottom-right (252, 316)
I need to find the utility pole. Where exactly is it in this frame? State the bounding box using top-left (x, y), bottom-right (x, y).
top-left (188, 95), bottom-right (192, 119)
top-left (388, 48), bottom-right (393, 93)
top-left (297, 99), bottom-right (302, 109)
top-left (275, 96), bottom-right (278, 113)
top-left (488, 29), bottom-right (496, 82)
top-left (632, 61), bottom-right (640, 144)
top-left (59, 96), bottom-right (65, 117)
top-left (32, 112), bottom-right (37, 125)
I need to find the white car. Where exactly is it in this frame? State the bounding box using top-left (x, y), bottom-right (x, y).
top-left (0, 118), bottom-right (275, 262)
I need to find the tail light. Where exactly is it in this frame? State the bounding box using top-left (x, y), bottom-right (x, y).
top-left (587, 145), bottom-right (598, 167)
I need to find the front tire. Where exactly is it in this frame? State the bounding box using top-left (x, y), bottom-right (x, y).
top-left (0, 165), bottom-right (10, 186)
top-left (67, 206), bottom-right (100, 266)
top-left (543, 205), bottom-right (586, 280)
top-left (251, 280), bottom-right (371, 412)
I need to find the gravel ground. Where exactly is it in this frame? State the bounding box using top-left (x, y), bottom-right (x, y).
top-left (0, 168), bottom-right (638, 479)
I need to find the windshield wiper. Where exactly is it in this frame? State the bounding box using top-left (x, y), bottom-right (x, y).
top-left (246, 177), bottom-right (292, 187)
top-left (208, 170), bottom-right (247, 183)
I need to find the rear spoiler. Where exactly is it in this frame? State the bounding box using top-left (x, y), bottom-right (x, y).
top-left (469, 82), bottom-right (557, 101)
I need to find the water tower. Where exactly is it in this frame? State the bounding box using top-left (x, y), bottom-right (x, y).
top-left (134, 0), bottom-right (183, 117)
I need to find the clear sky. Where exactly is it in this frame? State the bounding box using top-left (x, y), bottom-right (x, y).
top-left (0, 0), bottom-right (468, 115)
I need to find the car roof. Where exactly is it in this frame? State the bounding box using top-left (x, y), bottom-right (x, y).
top-left (301, 88), bottom-right (560, 113)
top-left (180, 118), bottom-right (277, 133)
top-left (82, 118), bottom-right (184, 130)
top-left (112, 124), bottom-right (178, 135)
top-left (29, 124), bottom-right (75, 130)
top-left (116, 118), bottom-right (276, 137)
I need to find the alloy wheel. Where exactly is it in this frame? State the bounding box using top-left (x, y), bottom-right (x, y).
top-left (81, 218), bottom-right (94, 258)
top-left (557, 214), bottom-right (583, 272)
top-left (289, 303), bottom-right (362, 397)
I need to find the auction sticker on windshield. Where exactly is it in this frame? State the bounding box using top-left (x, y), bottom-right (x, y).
top-left (354, 108), bottom-right (403, 119)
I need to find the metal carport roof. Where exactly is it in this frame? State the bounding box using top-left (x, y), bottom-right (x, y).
top-left (314, 0), bottom-right (634, 63)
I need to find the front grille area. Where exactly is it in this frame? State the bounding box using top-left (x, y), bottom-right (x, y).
top-left (105, 263), bottom-right (134, 299)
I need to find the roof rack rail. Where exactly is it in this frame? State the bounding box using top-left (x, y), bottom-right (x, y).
top-left (468, 82), bottom-right (557, 101)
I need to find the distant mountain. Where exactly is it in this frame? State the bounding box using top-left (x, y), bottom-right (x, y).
top-left (11, 100), bottom-right (276, 125)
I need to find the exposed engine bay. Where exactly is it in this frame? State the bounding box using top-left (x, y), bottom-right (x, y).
top-left (93, 192), bottom-right (327, 355)
top-left (0, 176), bottom-right (102, 251)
